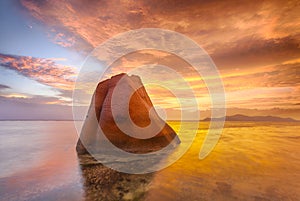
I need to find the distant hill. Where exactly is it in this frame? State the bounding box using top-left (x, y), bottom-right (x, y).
top-left (202, 114), bottom-right (299, 122)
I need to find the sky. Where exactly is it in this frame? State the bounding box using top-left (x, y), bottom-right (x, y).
top-left (0, 0), bottom-right (299, 120)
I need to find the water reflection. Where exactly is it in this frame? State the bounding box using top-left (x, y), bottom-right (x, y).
top-left (0, 121), bottom-right (84, 201)
top-left (1, 121), bottom-right (300, 201)
top-left (144, 122), bottom-right (300, 201)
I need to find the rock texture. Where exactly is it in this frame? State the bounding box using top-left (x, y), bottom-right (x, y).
top-left (76, 73), bottom-right (180, 154)
top-left (78, 155), bottom-right (153, 201)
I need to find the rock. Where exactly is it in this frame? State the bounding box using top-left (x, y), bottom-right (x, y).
top-left (79, 163), bottom-right (153, 201)
top-left (76, 73), bottom-right (180, 154)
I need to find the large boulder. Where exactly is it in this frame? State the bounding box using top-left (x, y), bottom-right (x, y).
top-left (76, 73), bottom-right (180, 154)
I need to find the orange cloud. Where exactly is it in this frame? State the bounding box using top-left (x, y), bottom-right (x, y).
top-left (20, 0), bottom-right (300, 69)
top-left (52, 32), bottom-right (75, 47)
top-left (0, 53), bottom-right (76, 90)
top-left (20, 0), bottom-right (300, 55)
top-left (19, 0), bottom-right (300, 116)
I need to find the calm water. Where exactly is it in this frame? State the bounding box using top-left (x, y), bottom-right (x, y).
top-left (0, 121), bottom-right (299, 201)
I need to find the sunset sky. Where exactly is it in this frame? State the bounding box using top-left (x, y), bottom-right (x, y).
top-left (0, 0), bottom-right (299, 120)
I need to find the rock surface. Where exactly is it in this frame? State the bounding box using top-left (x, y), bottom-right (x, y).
top-left (76, 73), bottom-right (180, 154)
top-left (78, 155), bottom-right (153, 201)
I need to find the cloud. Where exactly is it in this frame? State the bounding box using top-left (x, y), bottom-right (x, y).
top-left (263, 63), bottom-right (300, 87)
top-left (0, 84), bottom-right (11, 90)
top-left (20, 0), bottom-right (300, 71)
top-left (17, 0), bottom-right (300, 116)
top-left (0, 95), bottom-right (73, 120)
top-left (222, 62), bottom-right (300, 89)
top-left (220, 61), bottom-right (300, 109)
top-left (52, 32), bottom-right (75, 48)
top-left (0, 53), bottom-right (77, 90)
top-left (212, 35), bottom-right (300, 69)
top-left (0, 94), bottom-right (71, 105)
top-left (20, 0), bottom-right (300, 57)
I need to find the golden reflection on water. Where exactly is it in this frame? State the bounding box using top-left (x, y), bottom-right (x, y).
top-left (145, 121), bottom-right (300, 201)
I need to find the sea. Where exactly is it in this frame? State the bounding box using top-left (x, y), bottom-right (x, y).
top-left (0, 121), bottom-right (299, 201)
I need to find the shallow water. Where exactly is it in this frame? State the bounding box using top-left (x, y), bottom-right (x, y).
top-left (146, 122), bottom-right (300, 201)
top-left (0, 121), bottom-right (83, 201)
top-left (0, 121), bottom-right (299, 201)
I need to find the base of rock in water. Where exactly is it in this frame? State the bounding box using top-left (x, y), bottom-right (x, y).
top-left (78, 154), bottom-right (153, 201)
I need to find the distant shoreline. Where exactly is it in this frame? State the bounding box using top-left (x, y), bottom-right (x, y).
top-left (0, 119), bottom-right (83, 121)
top-left (1, 120), bottom-right (299, 123)
top-left (202, 114), bottom-right (299, 122)
top-left (0, 114), bottom-right (299, 122)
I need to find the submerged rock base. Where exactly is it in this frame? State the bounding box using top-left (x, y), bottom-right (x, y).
top-left (79, 154), bottom-right (153, 201)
